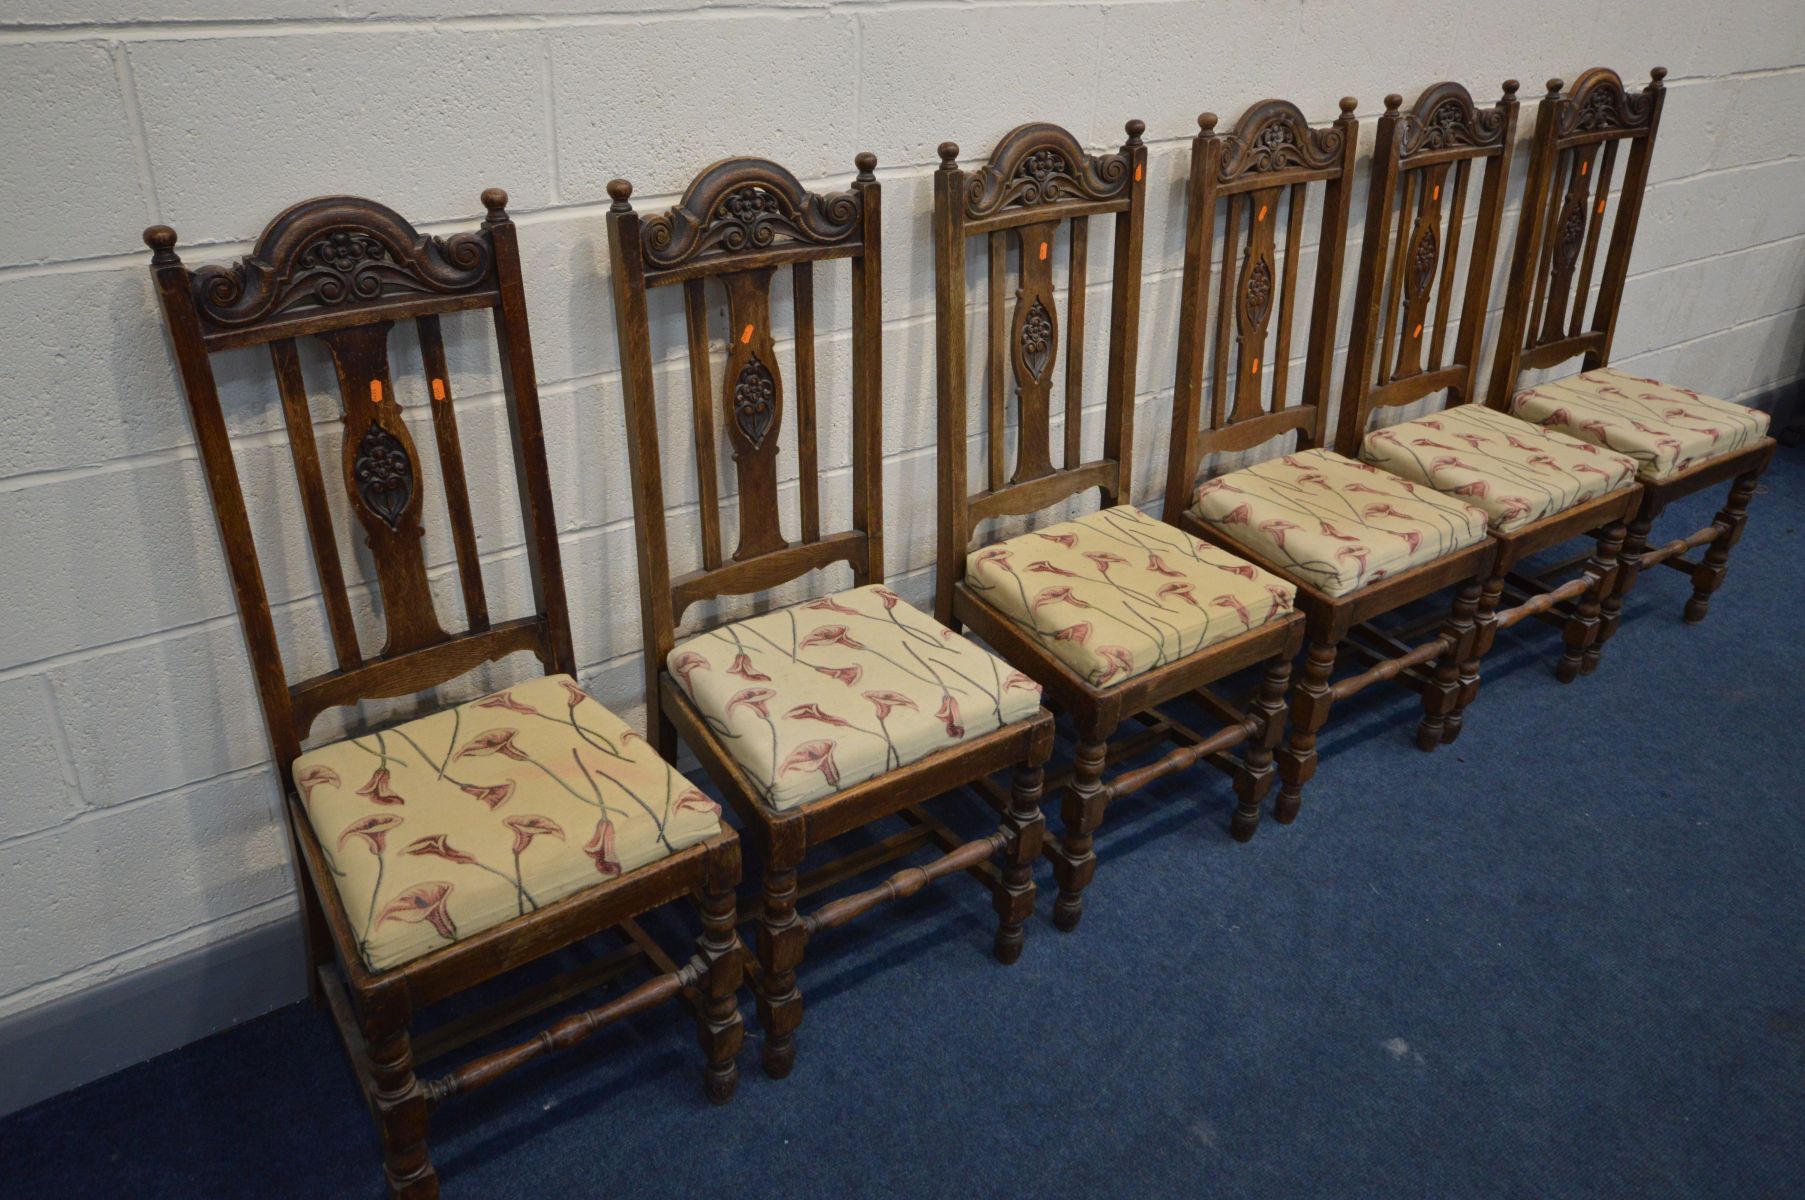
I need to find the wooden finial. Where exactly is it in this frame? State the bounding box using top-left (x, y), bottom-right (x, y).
top-left (1502, 78), bottom-right (1521, 97)
top-left (1384, 94), bottom-right (1403, 113)
top-left (1650, 66), bottom-right (1668, 83)
top-left (143, 224), bottom-right (179, 265)
top-left (1197, 112), bottom-right (1218, 133)
top-left (1339, 96), bottom-right (1358, 115)
top-left (607, 178), bottom-right (634, 211)
top-left (855, 151), bottom-right (877, 181)
top-left (1124, 118), bottom-right (1145, 144)
top-left (480, 187), bottom-right (509, 218)
top-left (937, 142), bottom-right (960, 169)
top-left (1546, 77), bottom-right (1564, 96)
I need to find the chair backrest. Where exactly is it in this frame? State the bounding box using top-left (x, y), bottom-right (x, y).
top-left (1337, 81), bottom-right (1520, 450)
top-left (932, 119), bottom-right (1148, 624)
top-left (605, 155), bottom-right (884, 687)
top-left (1160, 98), bottom-right (1360, 524)
top-left (1486, 67), bottom-right (1667, 405)
top-left (145, 191), bottom-right (572, 779)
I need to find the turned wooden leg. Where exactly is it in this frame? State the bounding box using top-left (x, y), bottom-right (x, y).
top-left (992, 761), bottom-right (1045, 963)
top-left (1586, 513), bottom-right (1649, 672)
top-left (1052, 733), bottom-right (1110, 933)
top-left (361, 985), bottom-right (438, 1200)
top-left (1232, 654), bottom-right (1293, 842)
top-left (1276, 638), bottom-right (1338, 824)
top-left (692, 851), bottom-right (746, 1104)
top-left (754, 860), bottom-right (805, 1080)
top-left (1558, 521), bottom-right (1624, 683)
top-left (1686, 470), bottom-right (1760, 625)
top-left (1417, 580), bottom-right (1480, 750)
top-left (1443, 576), bottom-right (1502, 745)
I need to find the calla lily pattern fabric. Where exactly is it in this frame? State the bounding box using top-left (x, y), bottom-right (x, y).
top-left (291, 674), bottom-right (722, 972)
top-left (1511, 367), bottom-right (1770, 482)
top-left (1190, 448), bottom-right (1491, 598)
top-left (1359, 403), bottom-right (1638, 533)
top-left (964, 505), bottom-right (1296, 688)
top-left (667, 585), bottom-right (1042, 811)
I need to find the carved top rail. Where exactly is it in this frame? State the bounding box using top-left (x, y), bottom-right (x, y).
top-left (956, 122), bottom-right (1137, 233)
top-left (632, 158), bottom-right (867, 286)
top-left (1395, 79), bottom-right (1514, 163)
top-left (180, 196), bottom-right (502, 350)
top-left (1211, 98), bottom-right (1354, 194)
top-left (1552, 66), bottom-right (1662, 145)
top-left (145, 190), bottom-right (572, 772)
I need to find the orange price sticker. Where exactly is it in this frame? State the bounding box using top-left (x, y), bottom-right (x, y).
top-left (1580, 160), bottom-right (1589, 176)
top-left (1257, 204), bottom-right (1268, 222)
top-left (1251, 357), bottom-right (1261, 375)
top-left (1039, 242), bottom-right (1049, 261)
top-left (1413, 322), bottom-right (1423, 338)
top-left (1596, 199), bottom-right (1607, 214)
top-left (431, 378), bottom-right (446, 401)
top-left (741, 324), bottom-right (754, 344)
top-left (1134, 164), bottom-right (1143, 181)
top-left (369, 380), bottom-right (383, 404)
top-left (1433, 185), bottom-right (1441, 201)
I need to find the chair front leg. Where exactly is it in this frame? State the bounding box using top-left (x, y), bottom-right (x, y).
top-left (1557, 521), bottom-right (1624, 683)
top-left (754, 858), bottom-right (806, 1080)
top-left (1276, 637), bottom-right (1338, 824)
top-left (693, 854), bottom-right (746, 1103)
top-left (361, 984), bottom-right (438, 1200)
top-left (1052, 732), bottom-right (1111, 932)
top-left (1685, 469), bottom-right (1760, 625)
top-left (1231, 654), bottom-right (1293, 842)
top-left (1586, 512), bottom-right (1649, 672)
top-left (992, 761), bottom-right (1046, 963)
top-left (1417, 580), bottom-right (1480, 750)
top-left (1441, 576), bottom-right (1503, 745)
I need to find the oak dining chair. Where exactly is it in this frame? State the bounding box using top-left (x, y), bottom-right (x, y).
top-left (606, 154), bottom-right (1055, 1080)
top-left (934, 119), bottom-right (1305, 934)
top-left (1487, 67), bottom-right (1775, 665)
top-left (144, 192), bottom-right (745, 1200)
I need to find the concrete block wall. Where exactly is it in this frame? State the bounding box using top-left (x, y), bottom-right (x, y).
top-left (1, 1), bottom-right (1801, 1111)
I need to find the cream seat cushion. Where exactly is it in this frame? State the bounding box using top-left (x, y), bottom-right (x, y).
top-left (1510, 367), bottom-right (1770, 482)
top-left (291, 674), bottom-right (722, 972)
top-left (964, 505), bottom-right (1296, 689)
top-left (667, 584), bottom-right (1042, 811)
top-left (1360, 403), bottom-right (1638, 533)
top-left (1190, 448), bottom-right (1491, 598)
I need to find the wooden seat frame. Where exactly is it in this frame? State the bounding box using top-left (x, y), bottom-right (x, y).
top-left (1486, 67), bottom-right (1777, 660)
top-left (145, 193), bottom-right (744, 1200)
top-left (933, 119), bottom-right (1304, 934)
top-left (606, 155), bottom-right (1054, 1080)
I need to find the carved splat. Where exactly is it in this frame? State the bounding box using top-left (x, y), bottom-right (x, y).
top-left (720, 269), bottom-right (789, 560)
top-left (1394, 162), bottom-right (1450, 380)
top-left (1231, 188), bottom-right (1281, 422)
top-left (1540, 145), bottom-right (1598, 342)
top-left (1007, 220), bottom-right (1060, 483)
top-left (318, 322), bottom-right (448, 656)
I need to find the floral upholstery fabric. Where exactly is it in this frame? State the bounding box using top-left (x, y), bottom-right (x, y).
top-left (964, 505), bottom-right (1295, 689)
top-left (1511, 367), bottom-right (1770, 482)
top-left (1359, 403), bottom-right (1638, 533)
top-left (291, 675), bottom-right (721, 972)
top-left (1190, 448), bottom-right (1491, 598)
top-left (667, 585), bottom-right (1042, 811)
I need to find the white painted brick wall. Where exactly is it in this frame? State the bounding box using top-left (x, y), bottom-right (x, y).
top-left (1, 1), bottom-right (1800, 1055)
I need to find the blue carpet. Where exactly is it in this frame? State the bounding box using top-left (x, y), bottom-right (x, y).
top-left (5, 447), bottom-right (1801, 1200)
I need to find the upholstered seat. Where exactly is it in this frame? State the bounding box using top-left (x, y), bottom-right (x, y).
top-left (667, 585), bottom-right (1042, 811)
top-left (1189, 448), bottom-right (1491, 598)
top-left (291, 675), bottom-right (722, 971)
top-left (1359, 403), bottom-right (1639, 533)
top-left (965, 505), bottom-right (1296, 688)
top-left (1510, 367), bottom-right (1771, 482)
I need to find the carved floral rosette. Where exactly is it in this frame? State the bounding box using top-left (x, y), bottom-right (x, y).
top-left (640, 159), bottom-right (861, 269)
top-left (1397, 82), bottom-right (1509, 157)
top-left (1217, 100), bottom-right (1345, 182)
top-left (962, 123), bottom-right (1131, 219)
top-left (189, 196), bottom-right (493, 329)
top-left (1558, 69), bottom-right (1657, 137)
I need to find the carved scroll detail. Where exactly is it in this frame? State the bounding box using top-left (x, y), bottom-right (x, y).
top-left (964, 123), bottom-right (1130, 218)
top-left (1407, 222), bottom-right (1440, 298)
top-left (1218, 101), bottom-right (1345, 181)
top-left (1242, 253), bottom-right (1274, 329)
top-left (1558, 69), bottom-right (1656, 136)
top-left (353, 423), bottom-right (415, 531)
top-left (1552, 194), bottom-right (1587, 275)
top-left (1398, 83), bottom-right (1509, 157)
top-left (641, 160), bottom-right (860, 268)
top-left (733, 353), bottom-right (777, 448)
top-left (191, 197), bottom-right (493, 329)
top-left (1020, 299), bottom-right (1053, 381)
